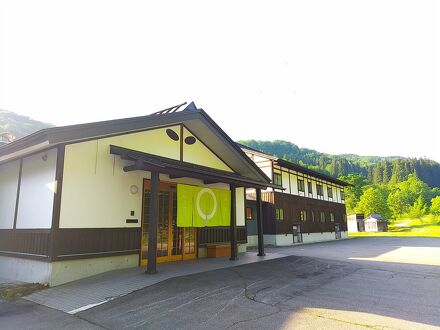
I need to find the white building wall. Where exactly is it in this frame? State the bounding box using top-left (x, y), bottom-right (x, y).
top-left (16, 149), bottom-right (57, 229)
top-left (290, 173), bottom-right (298, 195)
top-left (302, 232), bottom-right (337, 243)
top-left (347, 219), bottom-right (359, 232)
top-left (236, 187), bottom-right (245, 226)
top-left (323, 183), bottom-right (328, 201)
top-left (0, 160), bottom-right (20, 229)
top-left (281, 171), bottom-right (290, 193)
top-left (60, 137), bottom-right (246, 229)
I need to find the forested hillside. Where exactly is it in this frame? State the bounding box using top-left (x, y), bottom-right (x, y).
top-left (239, 140), bottom-right (440, 188)
top-left (0, 109), bottom-right (53, 139)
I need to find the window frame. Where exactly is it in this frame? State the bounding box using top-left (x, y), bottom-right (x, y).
top-left (273, 172), bottom-right (282, 186)
top-left (300, 210), bottom-right (307, 222)
top-left (330, 212), bottom-right (335, 222)
top-left (307, 181), bottom-right (313, 195)
top-left (327, 186), bottom-right (333, 199)
top-left (275, 208), bottom-right (284, 221)
top-left (320, 211), bottom-right (326, 223)
top-left (317, 184), bottom-right (324, 197)
top-left (297, 179), bottom-right (305, 193)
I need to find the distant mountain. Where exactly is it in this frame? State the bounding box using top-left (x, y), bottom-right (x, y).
top-left (0, 109), bottom-right (53, 139)
top-left (239, 140), bottom-right (440, 188)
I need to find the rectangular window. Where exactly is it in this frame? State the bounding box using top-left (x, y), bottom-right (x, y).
top-left (330, 212), bottom-right (335, 222)
top-left (307, 181), bottom-right (313, 195)
top-left (317, 184), bottom-right (323, 197)
top-left (320, 211), bottom-right (326, 223)
top-left (275, 208), bottom-right (284, 221)
top-left (327, 187), bottom-right (333, 199)
top-left (298, 179), bottom-right (305, 192)
top-left (273, 172), bottom-right (282, 186)
top-left (311, 210), bottom-right (315, 222)
top-left (246, 207), bottom-right (253, 220)
top-left (300, 210), bottom-right (307, 222)
top-left (341, 190), bottom-right (345, 201)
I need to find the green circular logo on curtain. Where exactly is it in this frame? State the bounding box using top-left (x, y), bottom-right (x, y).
top-left (196, 188), bottom-right (217, 224)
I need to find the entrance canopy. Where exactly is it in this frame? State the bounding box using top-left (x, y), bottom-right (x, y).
top-left (110, 145), bottom-right (279, 190)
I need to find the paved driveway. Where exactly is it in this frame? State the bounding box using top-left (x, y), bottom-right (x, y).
top-left (76, 237), bottom-right (440, 329)
top-left (267, 237), bottom-right (440, 273)
top-left (2, 237), bottom-right (440, 329)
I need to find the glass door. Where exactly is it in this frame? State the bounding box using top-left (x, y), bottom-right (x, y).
top-left (141, 180), bottom-right (197, 266)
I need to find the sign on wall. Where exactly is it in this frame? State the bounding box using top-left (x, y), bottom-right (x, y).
top-left (177, 184), bottom-right (231, 227)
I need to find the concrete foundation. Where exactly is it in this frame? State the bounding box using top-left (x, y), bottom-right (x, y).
top-left (247, 231), bottom-right (349, 248)
top-left (50, 254), bottom-right (139, 286)
top-left (0, 255), bottom-right (51, 284)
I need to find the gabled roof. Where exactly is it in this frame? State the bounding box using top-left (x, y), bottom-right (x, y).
top-left (366, 214), bottom-right (387, 221)
top-left (239, 143), bottom-right (350, 187)
top-left (0, 102), bottom-right (272, 185)
top-left (110, 145), bottom-right (279, 189)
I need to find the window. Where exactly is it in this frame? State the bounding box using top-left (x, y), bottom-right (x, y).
top-left (246, 207), bottom-right (253, 220)
top-left (327, 187), bottom-right (333, 199)
top-left (298, 179), bottom-right (305, 192)
top-left (341, 190), bottom-right (345, 201)
top-left (273, 172), bottom-right (282, 186)
top-left (311, 210), bottom-right (315, 222)
top-left (275, 208), bottom-right (284, 221)
top-left (317, 184), bottom-right (323, 197)
top-left (300, 210), bottom-right (307, 221)
top-left (343, 214), bottom-right (347, 222)
top-left (320, 211), bottom-right (326, 223)
top-left (330, 212), bottom-right (335, 222)
top-left (307, 181), bottom-right (313, 195)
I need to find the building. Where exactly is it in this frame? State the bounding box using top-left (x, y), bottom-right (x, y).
top-left (0, 102), bottom-right (277, 286)
top-left (347, 214), bottom-right (365, 233)
top-left (364, 214), bottom-right (388, 232)
top-left (241, 144), bottom-right (349, 246)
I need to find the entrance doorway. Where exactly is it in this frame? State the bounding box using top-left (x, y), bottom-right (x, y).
top-left (292, 224), bottom-right (303, 243)
top-left (335, 224), bottom-right (341, 239)
top-left (141, 180), bottom-right (197, 266)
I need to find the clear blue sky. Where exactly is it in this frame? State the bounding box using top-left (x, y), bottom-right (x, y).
top-left (0, 1), bottom-right (439, 162)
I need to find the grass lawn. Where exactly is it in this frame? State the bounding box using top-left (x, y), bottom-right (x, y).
top-left (349, 216), bottom-right (440, 238)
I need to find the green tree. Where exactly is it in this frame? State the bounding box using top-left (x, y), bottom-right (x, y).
top-left (387, 189), bottom-right (410, 218)
top-left (430, 196), bottom-right (440, 217)
top-left (338, 173), bottom-right (369, 211)
top-left (408, 196), bottom-right (428, 221)
top-left (387, 174), bottom-right (429, 218)
top-left (356, 186), bottom-right (391, 218)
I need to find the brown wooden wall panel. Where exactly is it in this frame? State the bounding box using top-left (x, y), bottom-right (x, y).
top-left (52, 228), bottom-right (141, 260)
top-left (198, 227), bottom-right (247, 245)
top-left (0, 229), bottom-right (51, 259)
top-left (273, 192), bottom-right (348, 234)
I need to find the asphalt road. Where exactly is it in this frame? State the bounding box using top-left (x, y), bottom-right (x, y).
top-left (1, 237), bottom-right (440, 329)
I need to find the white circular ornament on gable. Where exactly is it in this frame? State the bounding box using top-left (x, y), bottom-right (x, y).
top-left (196, 188), bottom-right (217, 223)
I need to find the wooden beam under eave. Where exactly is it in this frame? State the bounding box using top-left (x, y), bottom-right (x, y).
top-left (229, 185), bottom-right (238, 261)
top-left (146, 170), bottom-right (160, 274)
top-left (203, 180), bottom-right (221, 185)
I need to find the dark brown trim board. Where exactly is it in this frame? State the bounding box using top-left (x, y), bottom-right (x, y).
top-left (0, 229), bottom-right (51, 260)
top-left (12, 159), bottom-right (23, 229)
top-left (51, 228), bottom-right (141, 261)
top-left (49, 145), bottom-right (65, 261)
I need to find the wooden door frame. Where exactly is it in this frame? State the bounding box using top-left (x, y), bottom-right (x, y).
top-left (140, 179), bottom-right (197, 266)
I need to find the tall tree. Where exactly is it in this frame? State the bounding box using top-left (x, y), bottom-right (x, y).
top-left (356, 186), bottom-right (391, 218)
top-left (430, 196), bottom-right (440, 217)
